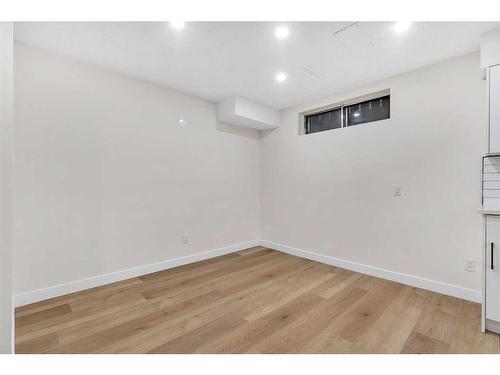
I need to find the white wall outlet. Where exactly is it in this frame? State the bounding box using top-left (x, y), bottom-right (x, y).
top-left (464, 258), bottom-right (476, 272)
top-left (182, 234), bottom-right (189, 245)
top-left (393, 185), bottom-right (402, 197)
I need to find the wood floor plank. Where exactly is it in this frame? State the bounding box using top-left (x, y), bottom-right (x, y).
top-left (58, 290), bottom-right (225, 353)
top-left (400, 332), bottom-right (450, 354)
top-left (16, 303), bottom-right (72, 329)
top-left (324, 279), bottom-right (403, 344)
top-left (412, 292), bottom-right (458, 346)
top-left (16, 290), bottom-right (149, 343)
top-left (300, 332), bottom-right (354, 353)
top-left (214, 255), bottom-right (309, 295)
top-left (57, 297), bottom-right (166, 346)
top-left (235, 246), bottom-right (269, 257)
top-left (15, 277), bottom-right (143, 318)
top-left (16, 332), bottom-right (60, 354)
top-left (148, 313), bottom-right (247, 353)
top-left (54, 275), bottom-right (246, 347)
top-left (351, 274), bottom-right (389, 291)
top-left (95, 258), bottom-right (318, 353)
top-left (204, 293), bottom-right (324, 353)
top-left (16, 252), bottom-right (286, 341)
top-left (238, 262), bottom-right (335, 321)
top-left (138, 252), bottom-right (244, 280)
top-left (15, 247), bottom-right (500, 354)
top-left (449, 300), bottom-right (500, 353)
top-left (350, 285), bottom-right (422, 353)
top-left (138, 248), bottom-right (270, 285)
top-left (69, 290), bottom-right (146, 314)
top-left (251, 286), bottom-right (367, 353)
top-left (311, 269), bottom-right (362, 299)
top-left (138, 250), bottom-right (285, 301)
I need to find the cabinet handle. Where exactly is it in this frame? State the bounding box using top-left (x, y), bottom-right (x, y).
top-left (492, 242), bottom-right (495, 270)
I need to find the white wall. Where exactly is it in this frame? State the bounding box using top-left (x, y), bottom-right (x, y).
top-left (14, 44), bottom-right (261, 297)
top-left (261, 52), bottom-right (486, 297)
top-left (481, 28), bottom-right (500, 68)
top-left (14, 43), bottom-right (487, 305)
top-left (0, 23), bottom-right (13, 353)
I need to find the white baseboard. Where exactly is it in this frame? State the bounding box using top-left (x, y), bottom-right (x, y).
top-left (15, 238), bottom-right (482, 307)
top-left (14, 239), bottom-right (261, 307)
top-left (261, 240), bottom-right (482, 303)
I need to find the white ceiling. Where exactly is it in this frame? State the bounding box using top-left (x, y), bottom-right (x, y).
top-left (14, 22), bottom-right (500, 109)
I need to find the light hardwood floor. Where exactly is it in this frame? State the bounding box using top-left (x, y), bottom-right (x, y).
top-left (15, 246), bottom-right (500, 354)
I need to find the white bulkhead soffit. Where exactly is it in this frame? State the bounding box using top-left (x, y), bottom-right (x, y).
top-left (216, 96), bottom-right (280, 130)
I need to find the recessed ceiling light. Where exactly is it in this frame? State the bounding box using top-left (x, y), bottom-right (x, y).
top-left (275, 72), bottom-right (287, 83)
top-left (275, 26), bottom-right (290, 40)
top-left (353, 112), bottom-right (360, 117)
top-left (393, 21), bottom-right (411, 33)
top-left (170, 21), bottom-right (185, 30)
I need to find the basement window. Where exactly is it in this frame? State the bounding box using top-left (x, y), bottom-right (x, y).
top-left (302, 91), bottom-right (390, 135)
top-left (304, 108), bottom-right (342, 134)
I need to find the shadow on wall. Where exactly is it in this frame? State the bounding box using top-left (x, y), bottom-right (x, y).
top-left (216, 122), bottom-right (262, 140)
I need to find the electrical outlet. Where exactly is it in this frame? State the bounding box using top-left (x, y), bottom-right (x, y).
top-left (464, 258), bottom-right (476, 272)
top-left (394, 185), bottom-right (402, 197)
top-left (182, 234), bottom-right (189, 245)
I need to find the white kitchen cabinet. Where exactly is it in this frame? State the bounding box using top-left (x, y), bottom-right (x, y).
top-left (480, 32), bottom-right (500, 335)
top-left (485, 216), bottom-right (500, 333)
top-left (489, 65), bottom-right (500, 154)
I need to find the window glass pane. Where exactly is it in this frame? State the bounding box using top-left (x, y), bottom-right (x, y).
top-left (344, 95), bottom-right (390, 127)
top-left (305, 108), bottom-right (341, 134)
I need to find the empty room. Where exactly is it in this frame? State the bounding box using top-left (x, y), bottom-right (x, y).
top-left (3, 3), bottom-right (500, 369)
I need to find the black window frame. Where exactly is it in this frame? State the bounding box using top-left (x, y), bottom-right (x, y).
top-left (303, 94), bottom-right (390, 135)
top-left (304, 107), bottom-right (342, 135)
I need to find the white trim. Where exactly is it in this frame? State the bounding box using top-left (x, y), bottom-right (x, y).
top-left (14, 240), bottom-right (260, 307)
top-left (486, 318), bottom-right (500, 334)
top-left (261, 240), bottom-right (482, 303)
top-left (11, 295), bottom-right (14, 353)
top-left (15, 238), bottom-right (482, 307)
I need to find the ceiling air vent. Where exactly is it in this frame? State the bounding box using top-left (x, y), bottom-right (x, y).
top-left (302, 65), bottom-right (321, 79)
top-left (332, 22), bottom-right (360, 36)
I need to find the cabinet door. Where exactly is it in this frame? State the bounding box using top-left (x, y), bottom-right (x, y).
top-left (490, 65), bottom-right (500, 154)
top-left (486, 216), bottom-right (500, 322)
